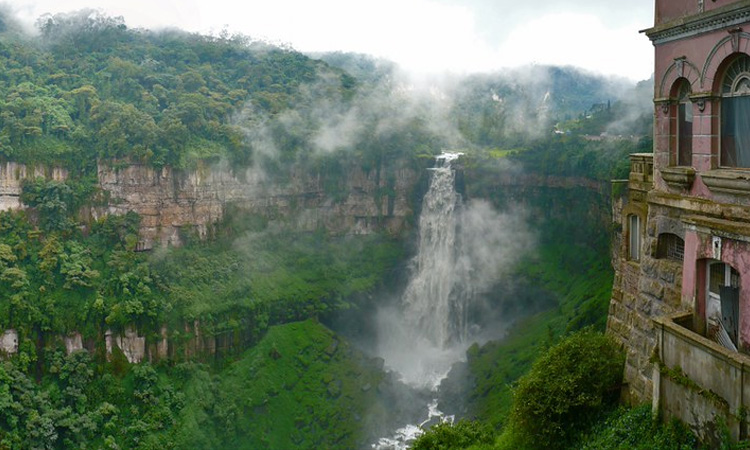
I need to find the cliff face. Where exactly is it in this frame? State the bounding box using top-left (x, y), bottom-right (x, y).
top-left (96, 160), bottom-right (417, 248)
top-left (0, 162), bottom-right (68, 210)
top-left (0, 159), bottom-right (419, 247)
top-left (0, 158), bottom-right (420, 362)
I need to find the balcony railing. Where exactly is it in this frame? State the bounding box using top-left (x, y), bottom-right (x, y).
top-left (653, 312), bottom-right (750, 442)
top-left (629, 153), bottom-right (653, 193)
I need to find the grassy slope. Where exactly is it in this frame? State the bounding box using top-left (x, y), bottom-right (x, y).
top-left (459, 137), bottom-right (625, 429)
top-left (174, 319), bottom-right (387, 449)
top-left (467, 233), bottom-right (614, 428)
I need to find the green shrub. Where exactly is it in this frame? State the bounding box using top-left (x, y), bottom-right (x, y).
top-left (410, 419), bottom-right (495, 450)
top-left (578, 404), bottom-right (698, 450)
top-left (502, 329), bottom-right (625, 450)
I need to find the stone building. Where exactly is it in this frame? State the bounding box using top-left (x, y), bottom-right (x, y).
top-left (608, 0), bottom-right (750, 441)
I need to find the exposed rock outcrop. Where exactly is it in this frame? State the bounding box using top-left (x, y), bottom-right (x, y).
top-left (96, 160), bottom-right (417, 248)
top-left (0, 329), bottom-right (17, 355)
top-left (0, 162), bottom-right (68, 211)
top-left (0, 159), bottom-right (419, 248)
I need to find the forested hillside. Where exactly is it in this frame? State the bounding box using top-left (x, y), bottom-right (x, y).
top-left (0, 10), bottom-right (354, 169)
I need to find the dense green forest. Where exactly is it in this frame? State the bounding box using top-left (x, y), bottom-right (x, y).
top-left (0, 11), bottom-right (349, 170)
top-left (0, 8), bottom-right (707, 450)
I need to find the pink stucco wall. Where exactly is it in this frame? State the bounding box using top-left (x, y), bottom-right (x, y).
top-left (684, 230), bottom-right (750, 350)
top-left (656, 0), bottom-right (744, 26)
top-left (651, 12), bottom-right (750, 200)
top-left (655, 0), bottom-right (696, 26)
top-left (682, 231), bottom-right (700, 315)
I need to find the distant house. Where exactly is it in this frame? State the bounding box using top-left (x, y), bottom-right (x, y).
top-left (608, 0), bottom-right (750, 442)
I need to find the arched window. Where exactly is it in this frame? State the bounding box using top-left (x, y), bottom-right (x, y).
top-left (720, 54), bottom-right (750, 167)
top-left (656, 233), bottom-right (684, 261)
top-left (628, 214), bottom-right (641, 262)
top-left (676, 80), bottom-right (692, 166)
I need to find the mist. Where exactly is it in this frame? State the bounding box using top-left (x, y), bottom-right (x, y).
top-left (226, 53), bottom-right (649, 178)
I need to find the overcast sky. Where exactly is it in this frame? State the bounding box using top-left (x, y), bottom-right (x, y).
top-left (6, 0), bottom-right (654, 81)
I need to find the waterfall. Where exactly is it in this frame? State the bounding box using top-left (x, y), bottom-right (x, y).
top-left (372, 152), bottom-right (467, 450)
top-left (402, 152), bottom-right (471, 347)
top-left (373, 151), bottom-right (532, 449)
top-left (375, 152), bottom-right (471, 389)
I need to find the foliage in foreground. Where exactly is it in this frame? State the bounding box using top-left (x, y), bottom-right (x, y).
top-left (499, 330), bottom-right (624, 450)
top-left (410, 403), bottom-right (705, 450)
top-left (410, 419), bottom-right (494, 450)
top-left (578, 404), bottom-right (699, 450)
top-left (412, 331), bottom-right (624, 450)
top-left (414, 335), bottom-right (707, 450)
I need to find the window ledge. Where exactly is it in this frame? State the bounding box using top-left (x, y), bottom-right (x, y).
top-left (701, 169), bottom-right (750, 196)
top-left (660, 166), bottom-right (696, 190)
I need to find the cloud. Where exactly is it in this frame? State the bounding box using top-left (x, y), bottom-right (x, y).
top-left (5, 0), bottom-right (653, 79)
top-left (457, 199), bottom-right (533, 292)
top-left (495, 12), bottom-right (653, 81)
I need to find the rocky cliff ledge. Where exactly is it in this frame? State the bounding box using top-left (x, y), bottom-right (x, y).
top-left (96, 160), bottom-right (418, 248)
top-left (0, 160), bottom-right (419, 248)
top-left (0, 162), bottom-right (68, 210)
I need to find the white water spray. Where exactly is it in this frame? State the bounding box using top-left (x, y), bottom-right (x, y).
top-left (373, 152), bottom-right (468, 450)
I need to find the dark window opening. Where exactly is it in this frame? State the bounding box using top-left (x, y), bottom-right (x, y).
top-left (656, 233), bottom-right (684, 262)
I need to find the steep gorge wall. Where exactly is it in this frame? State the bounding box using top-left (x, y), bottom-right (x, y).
top-left (0, 162), bottom-right (68, 210)
top-left (0, 159), bottom-right (420, 247)
top-left (0, 158), bottom-right (421, 363)
top-left (0, 159), bottom-right (613, 364)
top-left (464, 167), bottom-right (612, 249)
top-left (96, 160), bottom-right (419, 248)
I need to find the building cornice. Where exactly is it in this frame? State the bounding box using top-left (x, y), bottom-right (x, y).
top-left (643, 1), bottom-right (750, 45)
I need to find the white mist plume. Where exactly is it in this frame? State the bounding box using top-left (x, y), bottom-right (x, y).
top-left (457, 199), bottom-right (533, 292)
top-left (230, 65), bottom-right (473, 164)
top-left (605, 76), bottom-right (653, 136)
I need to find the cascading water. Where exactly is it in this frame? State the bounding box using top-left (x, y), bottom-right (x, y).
top-left (370, 151), bottom-right (531, 449)
top-left (402, 151), bottom-right (472, 348)
top-left (376, 151), bottom-right (474, 389)
top-left (373, 152), bottom-right (472, 450)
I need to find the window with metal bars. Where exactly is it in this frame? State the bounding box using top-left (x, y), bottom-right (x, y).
top-left (656, 233), bottom-right (684, 262)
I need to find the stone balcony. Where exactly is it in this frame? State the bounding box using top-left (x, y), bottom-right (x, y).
top-left (628, 153), bottom-right (654, 202)
top-left (653, 312), bottom-right (750, 443)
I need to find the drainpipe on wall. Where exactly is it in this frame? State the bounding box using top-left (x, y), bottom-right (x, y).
top-left (652, 319), bottom-right (664, 420)
top-left (742, 362), bottom-right (747, 440)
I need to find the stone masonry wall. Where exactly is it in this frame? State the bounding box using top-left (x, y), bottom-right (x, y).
top-left (609, 201), bottom-right (684, 403)
top-left (607, 154), bottom-right (687, 404)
